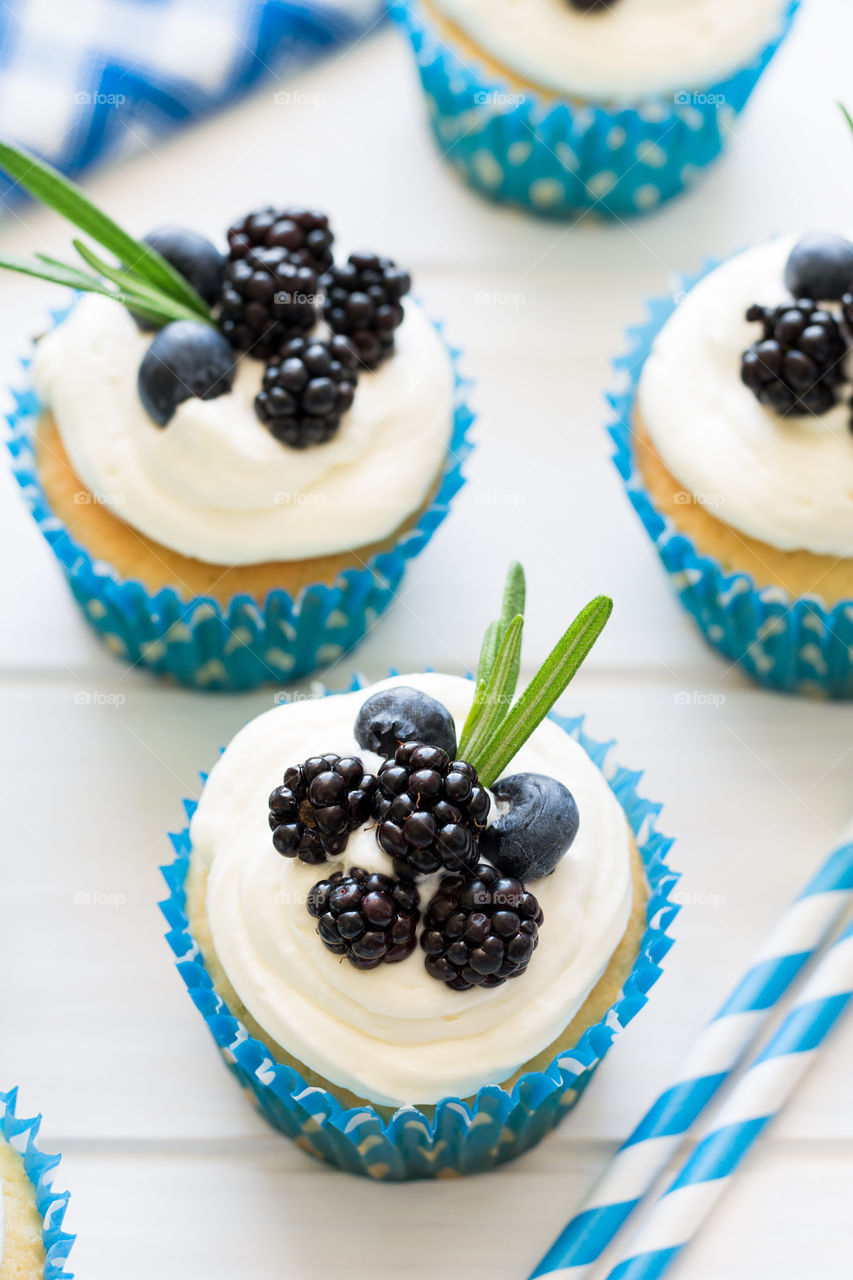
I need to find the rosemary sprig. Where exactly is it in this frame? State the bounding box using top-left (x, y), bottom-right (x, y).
top-left (458, 562), bottom-right (526, 756)
top-left (460, 565), bottom-right (612, 788)
top-left (459, 614), bottom-right (524, 765)
top-left (471, 596), bottom-right (612, 787)
top-left (0, 139), bottom-right (214, 329)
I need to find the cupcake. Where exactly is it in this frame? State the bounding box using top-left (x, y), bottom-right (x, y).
top-left (3, 142), bottom-right (471, 690)
top-left (612, 231), bottom-right (853, 697)
top-left (393, 0), bottom-right (799, 218)
top-left (162, 566), bottom-right (679, 1179)
top-left (0, 1088), bottom-right (74, 1279)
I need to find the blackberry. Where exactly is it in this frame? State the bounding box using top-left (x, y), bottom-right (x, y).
top-left (255, 335), bottom-right (359, 448)
top-left (421, 863), bottom-right (543, 991)
top-left (372, 742), bottom-right (490, 880)
top-left (220, 246), bottom-right (318, 358)
top-left (227, 206), bottom-right (334, 274)
top-left (307, 867), bottom-right (420, 969)
top-left (269, 754), bottom-right (378, 864)
top-left (320, 252), bottom-right (411, 370)
top-left (568, 0), bottom-right (612, 9)
top-left (741, 301), bottom-right (848, 416)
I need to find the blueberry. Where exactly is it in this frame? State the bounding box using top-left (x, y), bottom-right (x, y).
top-left (479, 773), bottom-right (579, 881)
top-left (142, 226), bottom-right (225, 308)
top-left (784, 232), bottom-right (853, 302)
top-left (138, 321), bottom-right (235, 426)
top-left (354, 686), bottom-right (457, 758)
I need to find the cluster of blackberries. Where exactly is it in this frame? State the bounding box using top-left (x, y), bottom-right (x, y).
top-left (255, 335), bottom-right (359, 448)
top-left (320, 253), bottom-right (411, 370)
top-left (227, 206), bottom-right (334, 274)
top-left (741, 301), bottom-right (848, 417)
top-left (222, 209), bottom-right (410, 447)
top-left (373, 742), bottom-right (490, 880)
top-left (270, 686), bottom-right (544, 987)
top-left (136, 210), bottom-right (412, 445)
top-left (740, 233), bottom-right (853, 425)
top-left (269, 754), bottom-right (378, 865)
top-left (421, 864), bottom-right (543, 992)
top-left (308, 868), bottom-right (420, 969)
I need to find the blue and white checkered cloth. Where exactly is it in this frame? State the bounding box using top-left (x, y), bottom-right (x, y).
top-left (0, 0), bottom-right (384, 198)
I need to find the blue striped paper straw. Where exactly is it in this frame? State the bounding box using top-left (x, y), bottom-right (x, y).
top-left (604, 912), bottom-right (853, 1280)
top-left (529, 831), bottom-right (853, 1280)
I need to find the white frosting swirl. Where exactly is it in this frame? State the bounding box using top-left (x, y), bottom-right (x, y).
top-left (637, 234), bottom-right (853, 559)
top-left (190, 673), bottom-right (634, 1106)
top-left (430, 0), bottom-right (788, 99)
top-left (32, 295), bottom-right (454, 565)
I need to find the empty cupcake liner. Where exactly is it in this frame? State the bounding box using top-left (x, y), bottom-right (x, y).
top-left (161, 679), bottom-right (680, 1181)
top-left (0, 1088), bottom-right (74, 1279)
top-left (392, 0), bottom-right (799, 219)
top-left (7, 306), bottom-right (474, 692)
top-left (609, 263), bottom-right (853, 699)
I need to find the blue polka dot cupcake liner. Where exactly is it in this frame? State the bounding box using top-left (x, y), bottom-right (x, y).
top-left (160, 681), bottom-right (679, 1181)
top-left (6, 307), bottom-right (474, 692)
top-left (392, 0), bottom-right (799, 219)
top-left (0, 1087), bottom-right (74, 1279)
top-left (609, 263), bottom-right (853, 699)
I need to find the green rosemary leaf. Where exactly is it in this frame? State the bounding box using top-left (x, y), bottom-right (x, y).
top-left (474, 618), bottom-right (501, 690)
top-left (462, 564), bottom-right (528, 756)
top-left (500, 562), bottom-right (525, 705)
top-left (73, 239), bottom-right (212, 326)
top-left (0, 138), bottom-right (210, 317)
top-left (0, 250), bottom-right (117, 294)
top-left (34, 252), bottom-right (108, 288)
top-left (500, 562), bottom-right (526, 635)
top-left (840, 102), bottom-right (853, 136)
top-left (458, 677), bottom-right (487, 758)
top-left (463, 615), bottom-right (524, 768)
top-left (473, 596), bottom-right (613, 787)
top-left (25, 252), bottom-right (189, 327)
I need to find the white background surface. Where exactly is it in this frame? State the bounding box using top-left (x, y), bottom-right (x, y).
top-left (2, 1), bottom-right (853, 1275)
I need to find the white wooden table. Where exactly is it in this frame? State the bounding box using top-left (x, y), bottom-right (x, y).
top-left (2, 2), bottom-right (853, 1274)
